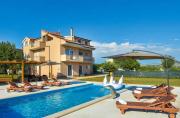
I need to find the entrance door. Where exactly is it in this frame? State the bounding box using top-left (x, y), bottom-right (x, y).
top-left (67, 65), bottom-right (73, 77)
top-left (79, 65), bottom-right (83, 76)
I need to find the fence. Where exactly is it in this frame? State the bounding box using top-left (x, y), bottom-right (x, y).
top-left (114, 70), bottom-right (180, 78)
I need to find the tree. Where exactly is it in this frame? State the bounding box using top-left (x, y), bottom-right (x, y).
top-left (114, 58), bottom-right (140, 71)
top-left (0, 41), bottom-right (16, 61)
top-left (102, 62), bottom-right (117, 75)
top-left (161, 56), bottom-right (175, 70)
top-left (139, 65), bottom-right (161, 71)
top-left (0, 41), bottom-right (23, 74)
top-left (93, 64), bottom-right (98, 73)
top-left (93, 63), bottom-right (103, 73)
top-left (171, 66), bottom-right (180, 71)
top-left (15, 49), bottom-right (23, 60)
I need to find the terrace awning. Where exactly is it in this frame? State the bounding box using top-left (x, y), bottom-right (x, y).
top-left (0, 60), bottom-right (46, 83)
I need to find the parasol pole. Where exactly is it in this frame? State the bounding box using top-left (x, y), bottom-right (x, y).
top-left (164, 56), bottom-right (170, 94)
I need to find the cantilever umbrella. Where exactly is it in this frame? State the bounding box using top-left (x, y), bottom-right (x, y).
top-left (103, 50), bottom-right (174, 91)
top-left (104, 50), bottom-right (165, 60)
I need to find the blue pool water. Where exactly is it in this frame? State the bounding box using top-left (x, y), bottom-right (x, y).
top-left (69, 81), bottom-right (85, 84)
top-left (0, 84), bottom-right (110, 118)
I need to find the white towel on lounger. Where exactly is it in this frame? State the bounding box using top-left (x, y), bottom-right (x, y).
top-left (151, 86), bottom-right (157, 88)
top-left (136, 87), bottom-right (142, 90)
top-left (118, 98), bottom-right (127, 105)
top-left (134, 90), bottom-right (141, 94)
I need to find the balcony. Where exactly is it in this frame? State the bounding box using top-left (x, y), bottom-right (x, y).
top-left (30, 42), bottom-right (46, 51)
top-left (61, 55), bottom-right (83, 62)
top-left (39, 56), bottom-right (46, 62)
top-left (30, 56), bottom-right (46, 62)
top-left (83, 56), bottom-right (94, 62)
top-left (62, 41), bottom-right (95, 51)
top-left (61, 55), bottom-right (93, 63)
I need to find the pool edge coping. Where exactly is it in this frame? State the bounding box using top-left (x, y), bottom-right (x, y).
top-left (0, 82), bottom-right (91, 100)
top-left (45, 94), bottom-right (112, 118)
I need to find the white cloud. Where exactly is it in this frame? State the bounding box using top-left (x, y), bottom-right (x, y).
top-left (173, 38), bottom-right (180, 41)
top-left (91, 41), bottom-right (180, 63)
top-left (91, 41), bottom-right (145, 57)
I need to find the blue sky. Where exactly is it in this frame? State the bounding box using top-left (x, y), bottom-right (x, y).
top-left (0, 0), bottom-right (180, 64)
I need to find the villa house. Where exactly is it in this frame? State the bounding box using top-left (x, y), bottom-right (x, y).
top-left (22, 29), bottom-right (95, 78)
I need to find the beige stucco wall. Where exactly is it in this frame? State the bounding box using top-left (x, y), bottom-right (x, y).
top-left (23, 30), bottom-right (94, 78)
top-left (60, 62), bottom-right (93, 77)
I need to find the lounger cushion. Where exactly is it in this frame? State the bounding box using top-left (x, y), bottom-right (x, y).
top-left (151, 86), bottom-right (157, 88)
top-left (136, 88), bottom-right (142, 90)
top-left (16, 89), bottom-right (24, 92)
top-left (118, 98), bottom-right (127, 104)
top-left (24, 86), bottom-right (33, 89)
top-left (134, 90), bottom-right (141, 94)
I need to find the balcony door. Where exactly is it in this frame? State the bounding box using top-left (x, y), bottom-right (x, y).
top-left (67, 65), bottom-right (73, 77)
top-left (65, 49), bottom-right (74, 60)
top-left (79, 65), bottom-right (83, 76)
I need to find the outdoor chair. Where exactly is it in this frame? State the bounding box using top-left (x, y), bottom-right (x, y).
top-left (116, 95), bottom-right (179, 118)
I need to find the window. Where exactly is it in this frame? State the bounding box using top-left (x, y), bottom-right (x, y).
top-left (78, 39), bottom-right (81, 43)
top-left (88, 65), bottom-right (91, 69)
top-left (24, 54), bottom-right (30, 59)
top-left (24, 54), bottom-right (27, 59)
top-left (65, 49), bottom-right (73, 55)
top-left (43, 35), bottom-right (53, 41)
top-left (85, 52), bottom-right (89, 56)
top-left (30, 42), bottom-right (34, 47)
top-left (23, 41), bottom-right (28, 47)
top-left (85, 41), bottom-right (88, 45)
top-left (79, 51), bottom-right (83, 56)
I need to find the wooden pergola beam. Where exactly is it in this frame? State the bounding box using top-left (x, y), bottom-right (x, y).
top-left (22, 61), bottom-right (24, 82)
top-left (0, 61), bottom-right (45, 64)
top-left (0, 60), bottom-right (46, 83)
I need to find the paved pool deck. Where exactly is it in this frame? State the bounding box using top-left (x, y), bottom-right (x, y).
top-left (0, 80), bottom-right (89, 99)
top-left (61, 84), bottom-right (180, 118)
top-left (0, 82), bottom-right (179, 118)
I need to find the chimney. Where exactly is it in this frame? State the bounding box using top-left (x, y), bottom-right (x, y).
top-left (41, 30), bottom-right (48, 37)
top-left (70, 27), bottom-right (74, 36)
top-left (70, 28), bottom-right (74, 41)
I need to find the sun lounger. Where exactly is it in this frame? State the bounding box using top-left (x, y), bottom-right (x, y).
top-left (116, 96), bottom-right (179, 118)
top-left (7, 82), bottom-right (33, 92)
top-left (23, 81), bottom-right (44, 90)
top-left (51, 77), bottom-right (69, 85)
top-left (133, 85), bottom-right (175, 100)
top-left (43, 80), bottom-right (61, 86)
top-left (41, 75), bottom-right (61, 86)
top-left (135, 83), bottom-right (168, 90)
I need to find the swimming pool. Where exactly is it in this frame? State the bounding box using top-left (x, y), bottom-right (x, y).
top-left (68, 80), bottom-right (85, 84)
top-left (0, 84), bottom-right (110, 118)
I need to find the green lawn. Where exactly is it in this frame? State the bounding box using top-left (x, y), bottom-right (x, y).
top-left (0, 74), bottom-right (20, 81)
top-left (80, 76), bottom-right (180, 87)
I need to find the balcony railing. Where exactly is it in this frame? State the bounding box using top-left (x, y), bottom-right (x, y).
top-left (28, 56), bottom-right (45, 62)
top-left (62, 41), bottom-right (95, 50)
top-left (30, 42), bottom-right (46, 51)
top-left (61, 55), bottom-right (93, 63)
top-left (84, 56), bottom-right (93, 62)
top-left (61, 55), bottom-right (83, 62)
